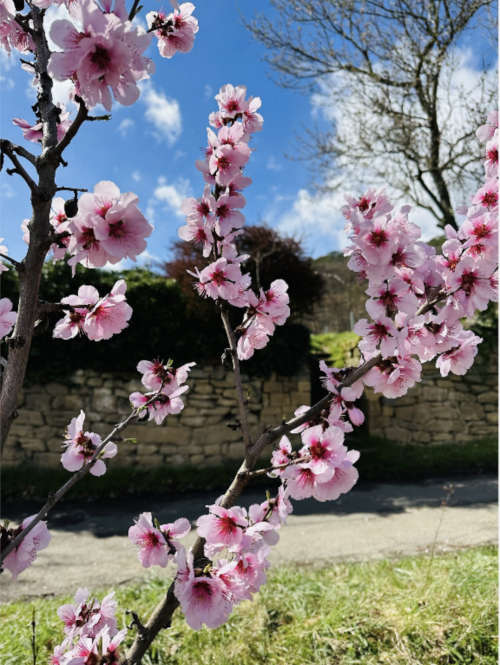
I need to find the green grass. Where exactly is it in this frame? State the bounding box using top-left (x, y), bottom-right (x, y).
top-left (1, 546), bottom-right (497, 664)
top-left (2, 436), bottom-right (497, 503)
top-left (311, 331), bottom-right (361, 367)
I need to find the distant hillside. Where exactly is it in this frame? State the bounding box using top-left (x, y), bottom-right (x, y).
top-left (303, 252), bottom-right (366, 333)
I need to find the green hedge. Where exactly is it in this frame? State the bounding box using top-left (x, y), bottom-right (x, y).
top-left (1, 263), bottom-right (310, 379)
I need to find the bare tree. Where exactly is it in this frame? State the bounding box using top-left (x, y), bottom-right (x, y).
top-left (246, 0), bottom-right (497, 230)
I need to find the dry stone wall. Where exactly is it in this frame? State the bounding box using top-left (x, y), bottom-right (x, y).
top-left (4, 366), bottom-right (311, 469)
top-left (364, 356), bottom-right (498, 444)
top-left (4, 354), bottom-right (497, 470)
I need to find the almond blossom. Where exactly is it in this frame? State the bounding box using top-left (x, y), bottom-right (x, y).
top-left (0, 297), bottom-right (17, 338)
top-left (1, 516), bottom-right (50, 580)
top-left (61, 410), bottom-right (117, 475)
top-left (48, 1), bottom-right (154, 111)
top-left (147, 3), bottom-right (198, 59)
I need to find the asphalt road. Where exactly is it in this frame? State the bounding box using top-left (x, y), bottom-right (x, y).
top-left (1, 474), bottom-right (497, 603)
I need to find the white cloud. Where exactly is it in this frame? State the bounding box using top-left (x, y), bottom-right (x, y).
top-left (204, 84), bottom-right (213, 100)
top-left (118, 118), bottom-right (134, 137)
top-left (266, 155), bottom-right (282, 172)
top-left (0, 50), bottom-right (14, 90)
top-left (272, 188), bottom-right (348, 254)
top-left (141, 82), bottom-right (182, 145)
top-left (153, 175), bottom-right (191, 218)
top-left (0, 183), bottom-right (15, 200)
top-left (132, 170), bottom-right (142, 182)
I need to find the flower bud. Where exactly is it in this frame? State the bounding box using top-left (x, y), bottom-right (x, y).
top-left (64, 197), bottom-right (78, 218)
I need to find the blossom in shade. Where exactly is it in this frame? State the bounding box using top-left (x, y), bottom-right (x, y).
top-left (129, 383), bottom-right (189, 424)
top-left (61, 410), bottom-right (117, 476)
top-left (83, 279), bottom-right (133, 341)
top-left (0, 298), bottom-right (16, 338)
top-left (436, 330), bottom-right (482, 377)
top-left (2, 516), bottom-right (50, 580)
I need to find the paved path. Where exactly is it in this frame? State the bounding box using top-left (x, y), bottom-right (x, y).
top-left (1, 474), bottom-right (497, 603)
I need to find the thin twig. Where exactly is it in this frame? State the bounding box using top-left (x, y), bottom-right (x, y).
top-left (0, 139), bottom-right (37, 191)
top-left (0, 253), bottom-right (24, 272)
top-left (0, 391), bottom-right (162, 566)
top-left (220, 307), bottom-right (252, 453)
top-left (55, 186), bottom-right (88, 194)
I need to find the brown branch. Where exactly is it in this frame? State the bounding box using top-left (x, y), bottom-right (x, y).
top-left (121, 352), bottom-right (381, 665)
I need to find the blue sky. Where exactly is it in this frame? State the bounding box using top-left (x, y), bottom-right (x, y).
top-left (0, 1), bottom-right (497, 268)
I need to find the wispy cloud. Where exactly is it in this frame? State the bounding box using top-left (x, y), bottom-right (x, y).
top-left (141, 81), bottom-right (182, 145)
top-left (153, 175), bottom-right (191, 218)
top-left (118, 118), bottom-right (134, 137)
top-left (266, 155), bottom-right (282, 172)
top-left (132, 170), bottom-right (142, 182)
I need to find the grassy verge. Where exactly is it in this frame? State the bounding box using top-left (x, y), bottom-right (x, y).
top-left (1, 546), bottom-right (497, 664)
top-left (2, 436), bottom-right (497, 503)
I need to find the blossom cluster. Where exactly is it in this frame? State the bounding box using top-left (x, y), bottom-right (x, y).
top-left (61, 410), bottom-right (117, 475)
top-left (51, 587), bottom-right (126, 665)
top-left (129, 359), bottom-right (195, 424)
top-left (179, 84), bottom-right (290, 360)
top-left (0, 516), bottom-right (50, 579)
top-left (146, 2), bottom-right (198, 59)
top-left (53, 278), bottom-right (132, 342)
top-left (339, 113), bottom-right (498, 399)
top-left (22, 181), bottom-right (152, 272)
top-left (128, 411), bottom-right (361, 630)
top-left (2, 1), bottom-right (197, 113)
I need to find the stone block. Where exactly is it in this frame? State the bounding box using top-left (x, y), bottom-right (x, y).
top-left (136, 444), bottom-right (158, 455)
top-left (22, 438), bottom-right (48, 452)
top-left (32, 452), bottom-right (62, 467)
top-left (486, 411), bottom-right (498, 424)
top-left (46, 383), bottom-right (67, 396)
top-left (227, 441), bottom-right (245, 458)
top-left (18, 409), bottom-right (44, 425)
top-left (25, 393), bottom-right (52, 410)
top-left (477, 391), bottom-right (498, 404)
top-left (190, 454), bottom-right (204, 465)
top-left (137, 454), bottom-right (165, 467)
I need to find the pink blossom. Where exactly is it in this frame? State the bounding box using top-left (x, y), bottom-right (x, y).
top-left (52, 285), bottom-right (96, 340)
top-left (363, 355), bottom-right (422, 398)
top-left (175, 571), bottom-right (233, 630)
top-left (146, 3), bottom-right (198, 59)
top-left (215, 84), bottom-right (248, 120)
top-left (0, 297), bottom-right (16, 338)
top-left (129, 384), bottom-right (188, 424)
top-left (70, 181), bottom-right (152, 267)
top-left (269, 435), bottom-right (293, 477)
top-left (128, 512), bottom-right (169, 568)
top-left (354, 316), bottom-right (399, 358)
top-left (476, 111), bottom-right (498, 143)
top-left (137, 359), bottom-right (195, 392)
top-left (2, 516), bottom-right (50, 580)
top-left (49, 3), bottom-right (154, 111)
top-left (197, 505), bottom-right (247, 552)
top-left (83, 279), bottom-right (133, 341)
top-left (61, 410), bottom-right (117, 476)
top-left (436, 330), bottom-right (482, 377)
top-left (13, 105), bottom-right (71, 144)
